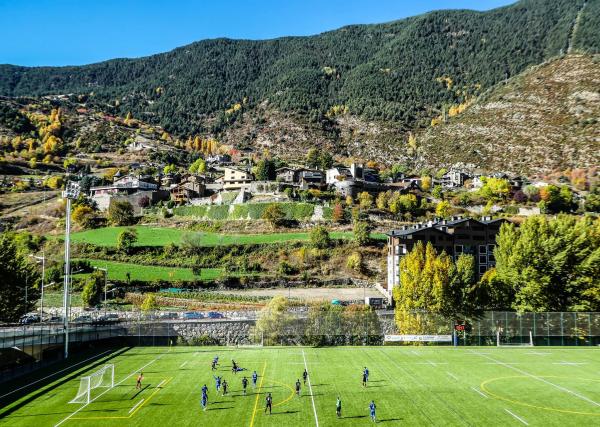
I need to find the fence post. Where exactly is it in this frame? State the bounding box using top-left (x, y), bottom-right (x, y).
top-left (589, 313), bottom-right (592, 346)
top-left (560, 312), bottom-right (564, 346)
top-left (533, 313), bottom-right (536, 346)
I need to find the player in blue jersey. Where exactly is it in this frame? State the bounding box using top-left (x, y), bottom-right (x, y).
top-left (369, 400), bottom-right (377, 422)
top-left (213, 375), bottom-right (222, 392)
top-left (252, 370), bottom-right (258, 387)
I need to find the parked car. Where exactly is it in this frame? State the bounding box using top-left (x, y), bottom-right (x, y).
top-left (207, 312), bottom-right (225, 319)
top-left (159, 312), bottom-right (179, 320)
top-left (95, 313), bottom-right (120, 324)
top-left (19, 314), bottom-right (40, 324)
top-left (182, 312), bottom-right (204, 320)
top-left (73, 315), bottom-right (92, 323)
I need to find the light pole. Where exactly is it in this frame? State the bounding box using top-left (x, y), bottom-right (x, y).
top-left (62, 181), bottom-right (80, 359)
top-left (93, 266), bottom-right (108, 316)
top-left (30, 252), bottom-right (45, 322)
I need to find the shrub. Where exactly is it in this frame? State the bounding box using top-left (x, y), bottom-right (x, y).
top-left (117, 228), bottom-right (138, 254)
top-left (81, 271), bottom-right (104, 307)
top-left (262, 203), bottom-right (285, 228)
top-left (108, 200), bottom-right (135, 225)
top-left (72, 205), bottom-right (96, 229)
top-left (353, 220), bottom-right (371, 246)
top-left (310, 225), bottom-right (331, 249)
top-left (346, 252), bottom-right (363, 273)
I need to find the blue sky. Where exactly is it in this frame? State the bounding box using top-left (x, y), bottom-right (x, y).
top-left (0, 0), bottom-right (515, 67)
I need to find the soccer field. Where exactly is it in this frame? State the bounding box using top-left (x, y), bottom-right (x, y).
top-left (1, 346), bottom-right (599, 426)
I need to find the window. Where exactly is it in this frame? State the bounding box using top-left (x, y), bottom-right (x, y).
top-left (488, 244), bottom-right (495, 252)
top-left (479, 255), bottom-right (487, 265)
top-left (479, 245), bottom-right (487, 254)
top-left (489, 254), bottom-right (495, 263)
top-left (479, 265), bottom-right (487, 274)
top-left (454, 245), bottom-right (463, 254)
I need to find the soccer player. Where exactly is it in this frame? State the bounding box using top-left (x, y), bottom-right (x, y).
top-left (364, 367), bottom-right (369, 383)
top-left (136, 372), bottom-right (143, 390)
top-left (252, 370), bottom-right (258, 388)
top-left (232, 359), bottom-right (238, 374)
top-left (265, 392), bottom-right (273, 414)
top-left (213, 375), bottom-right (222, 392)
top-left (302, 369), bottom-right (308, 385)
top-left (201, 392), bottom-right (208, 411)
top-left (362, 370), bottom-right (367, 387)
top-left (336, 396), bottom-right (342, 418)
top-left (222, 379), bottom-right (228, 396)
top-left (242, 376), bottom-right (248, 395)
top-left (201, 384), bottom-right (208, 396)
top-left (295, 379), bottom-right (301, 397)
top-left (369, 400), bottom-right (377, 422)
top-left (211, 360), bottom-right (217, 371)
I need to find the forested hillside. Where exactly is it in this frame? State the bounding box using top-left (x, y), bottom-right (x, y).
top-left (0, 0), bottom-right (596, 140)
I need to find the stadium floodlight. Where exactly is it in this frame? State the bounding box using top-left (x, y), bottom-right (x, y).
top-left (62, 181), bottom-right (80, 359)
top-left (70, 364), bottom-right (114, 404)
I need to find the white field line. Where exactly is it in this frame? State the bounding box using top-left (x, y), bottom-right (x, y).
top-left (471, 387), bottom-right (488, 399)
top-left (156, 379), bottom-right (166, 388)
top-left (525, 352), bottom-right (551, 356)
top-left (180, 361), bottom-right (188, 368)
top-left (54, 355), bottom-right (162, 426)
top-left (411, 351), bottom-right (420, 356)
top-left (470, 351), bottom-right (600, 409)
top-left (129, 398), bottom-right (144, 414)
top-left (553, 361), bottom-right (586, 366)
top-left (0, 350), bottom-right (113, 400)
top-left (447, 372), bottom-right (459, 381)
top-left (504, 409), bottom-right (529, 425)
top-left (302, 349), bottom-right (319, 427)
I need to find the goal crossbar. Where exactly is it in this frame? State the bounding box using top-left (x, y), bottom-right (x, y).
top-left (497, 330), bottom-right (534, 347)
top-left (70, 364), bottom-right (114, 404)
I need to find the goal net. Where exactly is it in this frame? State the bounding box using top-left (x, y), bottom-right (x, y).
top-left (496, 330), bottom-right (534, 347)
top-left (70, 364), bottom-right (115, 404)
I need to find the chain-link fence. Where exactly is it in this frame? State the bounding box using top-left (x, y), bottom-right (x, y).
top-left (2, 311), bottom-right (600, 383)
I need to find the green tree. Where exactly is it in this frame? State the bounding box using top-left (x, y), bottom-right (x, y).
top-left (81, 270), bottom-right (104, 307)
top-left (432, 185), bottom-right (443, 199)
top-left (319, 152), bottom-right (334, 170)
top-left (253, 158), bottom-right (275, 181)
top-left (358, 191), bottom-right (373, 210)
top-left (353, 220), bottom-right (371, 246)
top-left (108, 200), bottom-right (135, 226)
top-left (71, 205), bottom-right (96, 229)
top-left (117, 228), bottom-right (138, 254)
top-left (306, 148), bottom-right (319, 169)
top-left (393, 242), bottom-right (453, 334)
top-left (435, 200), bottom-right (451, 218)
top-left (0, 234), bottom-right (41, 322)
top-left (141, 293), bottom-right (159, 311)
top-left (494, 215), bottom-right (600, 312)
top-left (163, 164), bottom-right (176, 174)
top-left (346, 252), bottom-right (363, 273)
top-left (479, 177), bottom-right (510, 201)
top-left (188, 158), bottom-right (206, 174)
top-left (255, 296), bottom-right (290, 344)
top-left (376, 191), bottom-right (388, 210)
top-left (262, 203), bottom-right (285, 228)
top-left (584, 185), bottom-right (600, 213)
top-left (310, 225), bottom-right (331, 249)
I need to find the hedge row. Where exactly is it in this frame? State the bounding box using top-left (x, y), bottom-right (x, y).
top-left (173, 203), bottom-right (317, 220)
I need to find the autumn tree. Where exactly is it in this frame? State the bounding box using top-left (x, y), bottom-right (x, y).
top-left (262, 203), bottom-right (285, 228)
top-left (108, 200), bottom-right (135, 226)
top-left (353, 220), bottom-right (371, 246)
top-left (358, 191), bottom-right (373, 210)
top-left (332, 202), bottom-right (345, 223)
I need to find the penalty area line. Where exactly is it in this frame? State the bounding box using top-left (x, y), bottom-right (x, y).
top-left (129, 399), bottom-right (144, 414)
top-left (471, 387), bottom-right (488, 398)
top-left (54, 353), bottom-right (163, 426)
top-left (505, 409), bottom-right (529, 425)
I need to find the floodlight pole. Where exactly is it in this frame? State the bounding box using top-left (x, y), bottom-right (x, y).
top-left (30, 252), bottom-right (45, 322)
top-left (62, 182), bottom-right (80, 359)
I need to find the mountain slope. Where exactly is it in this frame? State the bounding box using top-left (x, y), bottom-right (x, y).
top-left (0, 0), bottom-right (594, 140)
top-left (417, 54), bottom-right (600, 176)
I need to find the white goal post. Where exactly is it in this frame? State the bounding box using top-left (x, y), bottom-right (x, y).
top-left (70, 364), bottom-right (115, 404)
top-left (496, 330), bottom-right (534, 347)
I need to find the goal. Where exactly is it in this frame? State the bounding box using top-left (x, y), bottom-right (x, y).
top-left (70, 364), bottom-right (115, 404)
top-left (496, 330), bottom-right (534, 347)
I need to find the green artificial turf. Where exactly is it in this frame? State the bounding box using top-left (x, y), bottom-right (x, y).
top-left (69, 226), bottom-right (387, 248)
top-left (75, 259), bottom-right (223, 282)
top-left (2, 346), bottom-right (599, 426)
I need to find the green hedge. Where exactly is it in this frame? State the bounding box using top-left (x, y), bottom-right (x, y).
top-left (173, 203), bottom-right (316, 221)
